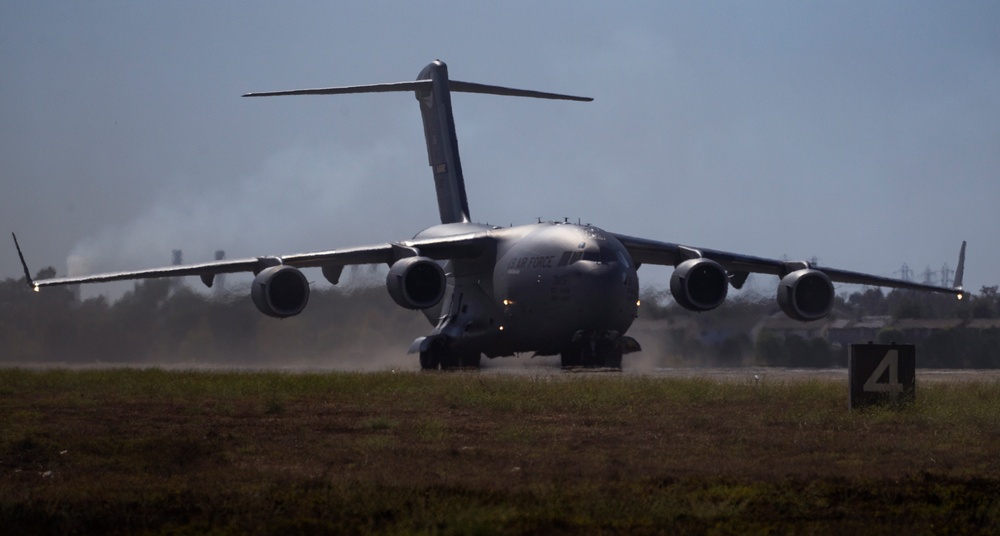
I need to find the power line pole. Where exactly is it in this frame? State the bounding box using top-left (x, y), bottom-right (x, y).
top-left (941, 263), bottom-right (953, 287)
top-left (898, 263), bottom-right (912, 282)
top-left (922, 266), bottom-right (935, 285)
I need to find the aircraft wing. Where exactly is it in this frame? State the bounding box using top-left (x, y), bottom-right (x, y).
top-left (12, 232), bottom-right (492, 291)
top-left (612, 233), bottom-right (965, 296)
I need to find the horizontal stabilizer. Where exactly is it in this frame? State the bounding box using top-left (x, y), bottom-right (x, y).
top-left (243, 81), bottom-right (430, 98)
top-left (449, 81), bottom-right (592, 102)
top-left (244, 61), bottom-right (591, 226)
top-left (244, 80), bottom-right (591, 102)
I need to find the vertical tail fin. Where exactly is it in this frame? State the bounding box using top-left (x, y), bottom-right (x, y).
top-left (414, 61), bottom-right (470, 224)
top-left (243, 60), bottom-right (591, 225)
top-left (953, 240), bottom-right (966, 289)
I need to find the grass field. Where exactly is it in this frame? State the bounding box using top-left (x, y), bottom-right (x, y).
top-left (2, 368), bottom-right (999, 534)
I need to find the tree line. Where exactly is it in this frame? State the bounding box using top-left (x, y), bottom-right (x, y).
top-left (0, 268), bottom-right (425, 367)
top-left (639, 283), bottom-right (1000, 368)
top-left (1, 267), bottom-right (998, 368)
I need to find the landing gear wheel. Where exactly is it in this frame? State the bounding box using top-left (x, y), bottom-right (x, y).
top-left (597, 338), bottom-right (623, 369)
top-left (439, 353), bottom-right (460, 369)
top-left (562, 335), bottom-right (623, 369)
top-left (440, 352), bottom-right (481, 370)
top-left (420, 340), bottom-right (481, 370)
top-left (420, 339), bottom-right (447, 370)
top-left (460, 353), bottom-right (482, 368)
top-left (419, 350), bottom-right (441, 370)
top-left (561, 346), bottom-right (582, 368)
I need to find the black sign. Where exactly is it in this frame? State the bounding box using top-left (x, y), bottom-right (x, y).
top-left (848, 343), bottom-right (915, 409)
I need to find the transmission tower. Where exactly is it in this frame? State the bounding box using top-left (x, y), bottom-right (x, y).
top-left (898, 263), bottom-right (912, 282)
top-left (941, 263), bottom-right (953, 287)
top-left (922, 266), bottom-right (935, 285)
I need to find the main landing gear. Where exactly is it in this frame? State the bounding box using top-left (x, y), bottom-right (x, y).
top-left (419, 338), bottom-right (481, 370)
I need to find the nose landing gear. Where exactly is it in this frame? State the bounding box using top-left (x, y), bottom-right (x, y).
top-left (560, 332), bottom-right (639, 369)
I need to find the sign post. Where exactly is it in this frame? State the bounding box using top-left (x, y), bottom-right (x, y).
top-left (848, 343), bottom-right (915, 410)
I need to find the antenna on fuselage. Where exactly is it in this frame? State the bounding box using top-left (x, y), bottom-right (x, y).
top-left (244, 60), bottom-right (591, 225)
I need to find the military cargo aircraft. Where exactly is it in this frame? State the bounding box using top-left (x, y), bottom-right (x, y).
top-left (13, 60), bottom-right (966, 369)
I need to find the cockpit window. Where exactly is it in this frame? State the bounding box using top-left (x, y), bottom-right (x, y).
top-left (600, 246), bottom-right (617, 264)
top-left (561, 246), bottom-right (627, 266)
top-left (617, 250), bottom-right (631, 268)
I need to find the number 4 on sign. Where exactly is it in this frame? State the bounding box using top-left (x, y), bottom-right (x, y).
top-left (863, 349), bottom-right (903, 395)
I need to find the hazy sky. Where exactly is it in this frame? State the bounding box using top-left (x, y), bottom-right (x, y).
top-left (3, 2), bottom-right (998, 299)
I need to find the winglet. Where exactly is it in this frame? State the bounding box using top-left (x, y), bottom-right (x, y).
top-left (954, 240), bottom-right (966, 292)
top-left (11, 233), bottom-right (38, 291)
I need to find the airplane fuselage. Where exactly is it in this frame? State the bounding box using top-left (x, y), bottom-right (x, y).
top-left (413, 221), bottom-right (640, 358)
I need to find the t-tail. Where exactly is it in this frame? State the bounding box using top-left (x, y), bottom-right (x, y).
top-left (244, 60), bottom-right (591, 225)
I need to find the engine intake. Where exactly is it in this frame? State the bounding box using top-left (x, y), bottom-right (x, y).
top-left (386, 256), bottom-right (446, 310)
top-left (251, 265), bottom-right (310, 318)
top-left (670, 258), bottom-right (728, 312)
top-left (777, 269), bottom-right (834, 321)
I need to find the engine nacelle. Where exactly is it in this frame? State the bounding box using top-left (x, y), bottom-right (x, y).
top-left (777, 269), bottom-right (834, 321)
top-left (386, 256), bottom-right (446, 310)
top-left (251, 265), bottom-right (310, 318)
top-left (670, 258), bottom-right (728, 312)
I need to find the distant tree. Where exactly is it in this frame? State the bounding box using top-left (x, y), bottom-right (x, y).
top-left (74, 296), bottom-right (114, 362)
top-left (891, 297), bottom-right (923, 320)
top-left (637, 287), bottom-right (672, 319)
top-left (805, 337), bottom-right (834, 368)
top-left (715, 333), bottom-right (751, 366)
top-left (882, 288), bottom-right (967, 320)
top-left (971, 286), bottom-right (999, 319)
top-left (922, 328), bottom-right (969, 368)
top-left (753, 330), bottom-right (787, 367)
top-left (784, 335), bottom-right (812, 367)
top-left (847, 287), bottom-right (888, 316)
top-left (876, 327), bottom-right (906, 345)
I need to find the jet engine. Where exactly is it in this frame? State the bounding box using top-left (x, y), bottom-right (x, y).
top-left (386, 256), bottom-right (446, 310)
top-left (670, 258), bottom-right (728, 312)
top-left (777, 269), bottom-right (834, 321)
top-left (251, 265), bottom-right (310, 318)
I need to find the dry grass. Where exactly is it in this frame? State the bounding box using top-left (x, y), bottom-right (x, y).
top-left (1, 368), bottom-right (999, 534)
